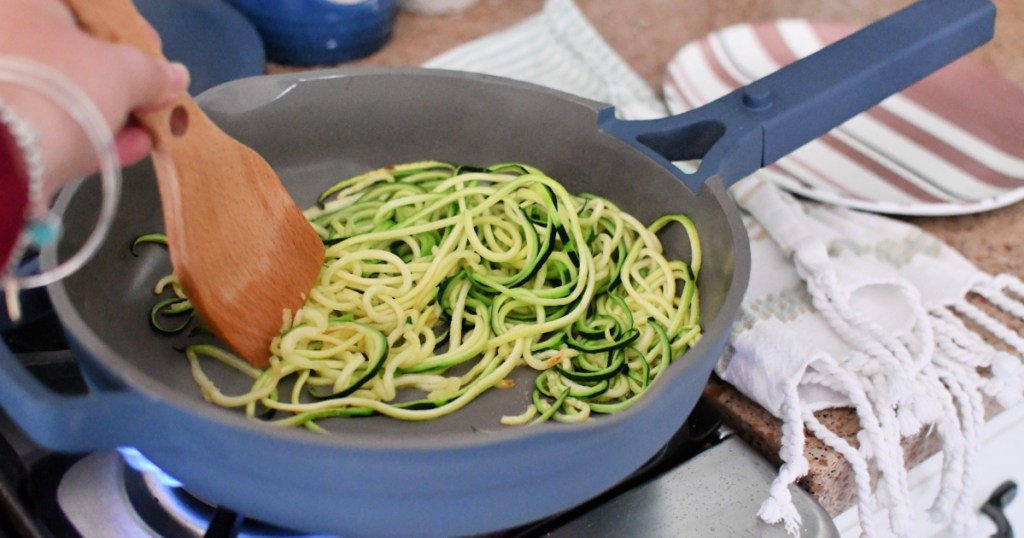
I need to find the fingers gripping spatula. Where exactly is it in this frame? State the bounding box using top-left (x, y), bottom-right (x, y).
top-left (64, 0), bottom-right (325, 367)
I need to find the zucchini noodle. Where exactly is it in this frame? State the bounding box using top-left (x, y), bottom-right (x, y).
top-left (135, 161), bottom-right (703, 431)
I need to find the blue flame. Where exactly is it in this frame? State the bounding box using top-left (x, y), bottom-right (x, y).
top-left (117, 446), bottom-right (184, 488)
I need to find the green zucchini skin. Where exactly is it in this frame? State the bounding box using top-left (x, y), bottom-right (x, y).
top-left (138, 161), bottom-right (702, 428)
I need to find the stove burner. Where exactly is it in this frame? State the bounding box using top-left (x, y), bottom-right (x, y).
top-left (51, 450), bottom-right (336, 538)
top-left (122, 454), bottom-right (328, 537)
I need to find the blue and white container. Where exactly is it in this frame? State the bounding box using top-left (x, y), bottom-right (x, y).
top-left (229, 0), bottom-right (397, 66)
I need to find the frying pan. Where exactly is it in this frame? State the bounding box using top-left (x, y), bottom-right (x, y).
top-left (0, 0), bottom-right (995, 536)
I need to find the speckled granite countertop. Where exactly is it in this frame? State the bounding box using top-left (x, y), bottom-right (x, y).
top-left (268, 0), bottom-right (1024, 517)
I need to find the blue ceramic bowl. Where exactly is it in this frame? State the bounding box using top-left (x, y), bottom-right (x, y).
top-left (228, 0), bottom-right (397, 66)
top-left (137, 0), bottom-right (265, 94)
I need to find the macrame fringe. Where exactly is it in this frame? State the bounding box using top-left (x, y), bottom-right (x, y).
top-left (757, 377), bottom-right (808, 536)
top-left (756, 267), bottom-right (1024, 537)
top-left (736, 180), bottom-right (1024, 537)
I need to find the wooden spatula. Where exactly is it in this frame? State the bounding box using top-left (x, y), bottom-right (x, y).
top-left (65, 0), bottom-right (325, 368)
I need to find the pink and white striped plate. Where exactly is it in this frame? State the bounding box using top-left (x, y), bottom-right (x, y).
top-left (663, 19), bottom-right (1024, 216)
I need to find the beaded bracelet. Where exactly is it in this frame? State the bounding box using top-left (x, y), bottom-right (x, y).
top-left (1, 105), bottom-right (59, 248)
top-left (0, 93), bottom-right (44, 317)
top-left (0, 94), bottom-right (43, 206)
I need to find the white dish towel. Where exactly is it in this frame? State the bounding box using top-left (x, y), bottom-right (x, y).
top-left (724, 176), bottom-right (1024, 537)
top-left (423, 1), bottom-right (1024, 536)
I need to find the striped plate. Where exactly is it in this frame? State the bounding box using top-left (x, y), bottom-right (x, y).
top-left (663, 19), bottom-right (1024, 216)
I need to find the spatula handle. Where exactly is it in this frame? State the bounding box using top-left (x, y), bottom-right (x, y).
top-left (63, 0), bottom-right (191, 146)
top-left (63, 0), bottom-right (164, 57)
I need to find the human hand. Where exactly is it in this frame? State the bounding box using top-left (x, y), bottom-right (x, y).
top-left (0, 0), bottom-right (189, 202)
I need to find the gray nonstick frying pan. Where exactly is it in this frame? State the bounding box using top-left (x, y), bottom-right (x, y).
top-left (0, 0), bottom-right (995, 536)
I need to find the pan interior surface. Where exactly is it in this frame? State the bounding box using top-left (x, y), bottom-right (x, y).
top-left (52, 69), bottom-right (741, 442)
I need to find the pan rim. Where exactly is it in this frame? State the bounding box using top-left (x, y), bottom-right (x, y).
top-left (41, 67), bottom-right (751, 452)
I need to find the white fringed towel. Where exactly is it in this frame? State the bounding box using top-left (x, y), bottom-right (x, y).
top-left (721, 176), bottom-right (1024, 537)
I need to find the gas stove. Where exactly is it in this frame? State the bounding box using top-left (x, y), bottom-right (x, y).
top-left (0, 288), bottom-right (838, 538)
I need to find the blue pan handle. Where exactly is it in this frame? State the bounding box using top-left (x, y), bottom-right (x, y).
top-left (0, 341), bottom-right (158, 451)
top-left (0, 272), bottom-right (159, 451)
top-left (601, 0), bottom-right (996, 193)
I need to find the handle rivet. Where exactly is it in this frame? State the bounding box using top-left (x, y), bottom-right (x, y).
top-left (742, 86), bottom-right (773, 110)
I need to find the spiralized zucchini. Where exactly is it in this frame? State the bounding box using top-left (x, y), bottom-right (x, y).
top-left (137, 161), bottom-right (702, 431)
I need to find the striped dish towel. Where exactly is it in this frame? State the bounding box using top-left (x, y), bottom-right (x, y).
top-left (424, 3), bottom-right (1024, 537)
top-left (423, 0), bottom-right (666, 120)
top-left (664, 19), bottom-right (1024, 216)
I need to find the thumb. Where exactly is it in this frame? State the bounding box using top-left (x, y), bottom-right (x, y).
top-left (107, 44), bottom-right (190, 113)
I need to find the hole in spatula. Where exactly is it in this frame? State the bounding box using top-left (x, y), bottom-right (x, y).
top-left (169, 105), bottom-right (188, 137)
